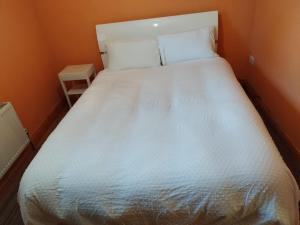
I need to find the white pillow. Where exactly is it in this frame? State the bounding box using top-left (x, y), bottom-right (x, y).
top-left (158, 27), bottom-right (217, 65)
top-left (106, 39), bottom-right (161, 71)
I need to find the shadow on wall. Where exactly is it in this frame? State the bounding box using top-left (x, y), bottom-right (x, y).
top-left (217, 14), bottom-right (225, 57)
top-left (217, 14), bottom-right (250, 78)
top-left (249, 66), bottom-right (300, 153)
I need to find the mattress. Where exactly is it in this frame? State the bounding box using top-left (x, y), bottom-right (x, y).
top-left (18, 57), bottom-right (299, 225)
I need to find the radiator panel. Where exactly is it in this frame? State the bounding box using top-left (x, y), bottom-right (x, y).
top-left (0, 102), bottom-right (29, 179)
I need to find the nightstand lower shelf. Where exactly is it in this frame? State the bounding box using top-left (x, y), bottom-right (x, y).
top-left (67, 88), bottom-right (87, 95)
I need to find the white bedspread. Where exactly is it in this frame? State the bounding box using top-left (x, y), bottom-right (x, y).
top-left (19, 57), bottom-right (299, 225)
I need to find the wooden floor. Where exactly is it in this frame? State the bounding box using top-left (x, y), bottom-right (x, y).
top-left (1, 194), bottom-right (23, 225)
top-left (0, 145), bottom-right (35, 225)
top-left (0, 82), bottom-right (299, 225)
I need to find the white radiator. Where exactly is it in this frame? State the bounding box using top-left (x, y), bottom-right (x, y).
top-left (0, 102), bottom-right (29, 179)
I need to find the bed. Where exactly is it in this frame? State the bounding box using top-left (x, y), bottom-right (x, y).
top-left (18, 11), bottom-right (299, 225)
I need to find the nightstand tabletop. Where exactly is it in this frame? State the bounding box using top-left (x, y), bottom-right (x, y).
top-left (59, 64), bottom-right (95, 81)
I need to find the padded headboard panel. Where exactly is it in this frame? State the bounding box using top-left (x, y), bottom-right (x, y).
top-left (96, 11), bottom-right (218, 68)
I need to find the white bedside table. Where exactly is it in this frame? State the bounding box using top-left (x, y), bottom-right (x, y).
top-left (59, 64), bottom-right (97, 108)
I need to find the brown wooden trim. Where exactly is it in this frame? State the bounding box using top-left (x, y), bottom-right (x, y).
top-left (240, 80), bottom-right (300, 162)
top-left (30, 99), bottom-right (68, 149)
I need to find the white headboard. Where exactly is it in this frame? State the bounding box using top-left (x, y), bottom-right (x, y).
top-left (96, 11), bottom-right (218, 68)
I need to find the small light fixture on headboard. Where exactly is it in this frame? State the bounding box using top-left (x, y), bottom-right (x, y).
top-left (153, 23), bottom-right (159, 27)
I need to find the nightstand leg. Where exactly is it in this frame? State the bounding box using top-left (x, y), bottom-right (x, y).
top-left (60, 80), bottom-right (72, 108)
top-left (86, 78), bottom-right (91, 87)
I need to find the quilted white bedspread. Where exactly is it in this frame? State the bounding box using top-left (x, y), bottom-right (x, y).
top-left (19, 57), bottom-right (299, 225)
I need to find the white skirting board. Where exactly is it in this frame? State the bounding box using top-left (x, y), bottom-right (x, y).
top-left (0, 102), bottom-right (29, 179)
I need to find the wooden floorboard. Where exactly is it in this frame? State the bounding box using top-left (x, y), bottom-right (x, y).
top-left (0, 83), bottom-right (299, 224)
top-left (0, 145), bottom-right (35, 225)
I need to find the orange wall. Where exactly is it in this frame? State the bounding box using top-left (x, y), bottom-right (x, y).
top-left (0, 0), bottom-right (61, 136)
top-left (33, 0), bottom-right (256, 78)
top-left (0, 0), bottom-right (256, 143)
top-left (249, 0), bottom-right (300, 151)
top-left (2, 0), bottom-right (299, 154)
